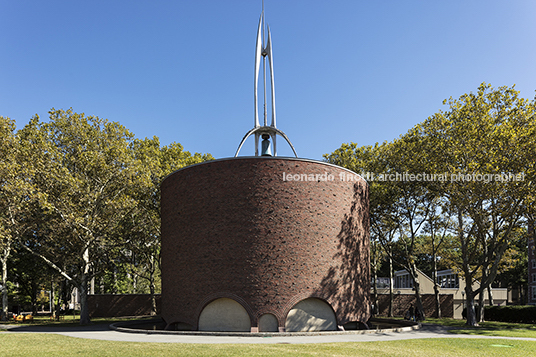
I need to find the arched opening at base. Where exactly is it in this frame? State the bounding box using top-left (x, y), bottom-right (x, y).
top-left (285, 298), bottom-right (337, 332)
top-left (258, 313), bottom-right (279, 332)
top-left (198, 298), bottom-right (251, 332)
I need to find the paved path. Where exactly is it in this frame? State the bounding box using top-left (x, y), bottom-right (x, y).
top-left (2, 323), bottom-right (536, 344)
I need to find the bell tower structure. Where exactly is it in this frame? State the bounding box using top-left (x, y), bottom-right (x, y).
top-left (235, 5), bottom-right (297, 157)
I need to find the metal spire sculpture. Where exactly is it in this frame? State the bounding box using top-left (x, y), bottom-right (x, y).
top-left (235, 5), bottom-right (298, 157)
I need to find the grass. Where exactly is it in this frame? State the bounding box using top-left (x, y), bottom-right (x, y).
top-left (3, 316), bottom-right (536, 355)
top-left (0, 334), bottom-right (535, 357)
top-left (6, 315), bottom-right (536, 338)
top-left (425, 317), bottom-right (536, 338)
top-left (7, 315), bottom-right (536, 338)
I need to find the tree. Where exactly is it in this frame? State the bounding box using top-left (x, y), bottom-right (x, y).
top-left (9, 240), bottom-right (53, 314)
top-left (421, 211), bottom-right (454, 318)
top-left (419, 83), bottom-right (536, 326)
top-left (118, 137), bottom-right (213, 314)
top-left (325, 83), bottom-right (535, 326)
top-left (385, 134), bottom-right (440, 321)
top-left (0, 116), bottom-right (38, 320)
top-left (329, 138), bottom-right (437, 321)
top-left (325, 142), bottom-right (402, 317)
top-left (0, 116), bottom-right (17, 320)
top-left (494, 226), bottom-right (528, 304)
top-left (18, 109), bottom-right (140, 324)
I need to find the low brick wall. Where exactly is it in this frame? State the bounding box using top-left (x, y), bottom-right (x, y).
top-left (87, 294), bottom-right (161, 318)
top-left (375, 294), bottom-right (453, 318)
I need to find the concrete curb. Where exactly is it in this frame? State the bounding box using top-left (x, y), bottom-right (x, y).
top-left (110, 318), bottom-right (420, 337)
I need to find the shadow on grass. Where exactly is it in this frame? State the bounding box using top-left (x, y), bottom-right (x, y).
top-left (416, 318), bottom-right (536, 339)
top-left (2, 316), bottom-right (157, 333)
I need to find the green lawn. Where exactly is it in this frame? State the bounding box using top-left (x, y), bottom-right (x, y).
top-left (425, 318), bottom-right (536, 338)
top-left (3, 316), bottom-right (536, 356)
top-left (5, 316), bottom-right (536, 339)
top-left (0, 334), bottom-right (535, 357)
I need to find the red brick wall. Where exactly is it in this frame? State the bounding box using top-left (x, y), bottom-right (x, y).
top-left (161, 157), bottom-right (370, 330)
top-left (87, 294), bottom-right (161, 318)
top-left (376, 294), bottom-right (453, 318)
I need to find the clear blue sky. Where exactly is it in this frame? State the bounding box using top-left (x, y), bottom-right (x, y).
top-left (2, 0), bottom-right (536, 160)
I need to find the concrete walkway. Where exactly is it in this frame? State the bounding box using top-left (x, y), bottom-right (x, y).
top-left (3, 323), bottom-right (536, 344)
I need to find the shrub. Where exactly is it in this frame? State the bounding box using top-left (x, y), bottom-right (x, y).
top-left (484, 305), bottom-right (536, 323)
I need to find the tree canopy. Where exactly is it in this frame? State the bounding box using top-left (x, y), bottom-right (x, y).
top-left (0, 109), bottom-right (213, 323)
top-left (326, 83), bottom-right (536, 325)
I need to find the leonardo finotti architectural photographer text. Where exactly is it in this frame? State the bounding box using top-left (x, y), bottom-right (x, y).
top-left (282, 171), bottom-right (525, 183)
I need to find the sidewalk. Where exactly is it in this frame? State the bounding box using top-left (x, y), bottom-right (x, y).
top-left (3, 323), bottom-right (536, 344)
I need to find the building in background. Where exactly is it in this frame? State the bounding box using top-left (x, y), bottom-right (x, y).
top-left (375, 269), bottom-right (507, 319)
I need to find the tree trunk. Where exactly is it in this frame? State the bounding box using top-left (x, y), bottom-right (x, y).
top-left (55, 280), bottom-right (63, 319)
top-left (478, 264), bottom-right (490, 323)
top-left (79, 247), bottom-right (91, 324)
top-left (487, 284), bottom-right (494, 306)
top-left (478, 290), bottom-right (485, 323)
top-left (459, 209), bottom-right (478, 326)
top-left (372, 260), bottom-right (378, 316)
top-left (51, 277), bottom-right (55, 318)
top-left (413, 276), bottom-right (425, 321)
top-left (113, 268), bottom-right (117, 294)
top-left (100, 276), bottom-right (105, 294)
top-left (465, 286), bottom-right (478, 326)
top-left (31, 280), bottom-right (38, 315)
top-left (149, 255), bottom-right (157, 316)
top-left (150, 284), bottom-right (157, 316)
top-left (432, 280), bottom-right (441, 318)
top-left (1, 252), bottom-right (9, 321)
top-left (388, 256), bottom-right (394, 317)
top-left (79, 278), bottom-right (89, 324)
top-left (407, 262), bottom-right (425, 321)
top-left (414, 283), bottom-right (425, 321)
top-left (432, 255), bottom-right (441, 318)
top-left (132, 274), bottom-right (137, 293)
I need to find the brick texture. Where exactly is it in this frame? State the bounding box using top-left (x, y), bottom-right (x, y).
top-left (161, 157), bottom-right (370, 330)
top-left (376, 294), bottom-right (453, 318)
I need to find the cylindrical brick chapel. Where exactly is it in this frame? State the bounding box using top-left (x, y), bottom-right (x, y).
top-left (161, 157), bottom-right (370, 332)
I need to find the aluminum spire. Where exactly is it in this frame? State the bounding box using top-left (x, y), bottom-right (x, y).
top-left (235, 7), bottom-right (297, 157)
